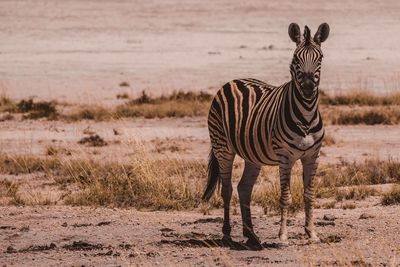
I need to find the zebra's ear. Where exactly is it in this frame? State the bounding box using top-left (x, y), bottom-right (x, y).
top-left (314, 23), bottom-right (330, 45)
top-left (288, 23), bottom-right (301, 45)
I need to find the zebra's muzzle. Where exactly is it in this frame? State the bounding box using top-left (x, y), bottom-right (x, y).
top-left (301, 79), bottom-right (316, 98)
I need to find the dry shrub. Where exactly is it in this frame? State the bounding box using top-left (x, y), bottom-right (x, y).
top-left (119, 81), bottom-right (130, 87)
top-left (332, 110), bottom-right (398, 125)
top-left (320, 91), bottom-right (400, 106)
top-left (115, 90), bottom-right (212, 119)
top-left (78, 135), bottom-right (108, 147)
top-left (381, 184), bottom-right (400, 205)
top-left (0, 95), bottom-right (17, 112)
top-left (116, 93), bottom-right (130, 99)
top-left (16, 99), bottom-right (58, 119)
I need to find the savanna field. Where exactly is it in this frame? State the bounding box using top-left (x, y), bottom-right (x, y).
top-left (1, 0), bottom-right (400, 266)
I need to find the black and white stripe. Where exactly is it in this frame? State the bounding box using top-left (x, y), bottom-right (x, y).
top-left (203, 23), bottom-right (330, 248)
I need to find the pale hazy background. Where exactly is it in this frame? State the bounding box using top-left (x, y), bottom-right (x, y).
top-left (1, 0), bottom-right (400, 104)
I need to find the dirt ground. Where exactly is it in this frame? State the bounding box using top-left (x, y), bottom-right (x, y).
top-left (1, 203), bottom-right (399, 266)
top-left (1, 118), bottom-right (400, 164)
top-left (1, 0), bottom-right (400, 103)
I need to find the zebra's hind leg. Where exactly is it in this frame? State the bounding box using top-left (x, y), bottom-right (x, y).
top-left (217, 153), bottom-right (235, 242)
top-left (278, 159), bottom-right (293, 244)
top-left (301, 155), bottom-right (320, 242)
top-left (238, 161), bottom-right (262, 249)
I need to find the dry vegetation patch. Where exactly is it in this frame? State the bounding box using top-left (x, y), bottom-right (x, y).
top-left (381, 184), bottom-right (400, 205)
top-left (320, 91), bottom-right (400, 106)
top-left (1, 91), bottom-right (400, 124)
top-left (0, 153), bottom-right (398, 211)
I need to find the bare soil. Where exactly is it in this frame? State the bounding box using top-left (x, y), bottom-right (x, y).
top-left (1, 203), bottom-right (399, 266)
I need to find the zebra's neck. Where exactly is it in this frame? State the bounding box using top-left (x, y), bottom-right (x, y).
top-left (288, 80), bottom-right (319, 124)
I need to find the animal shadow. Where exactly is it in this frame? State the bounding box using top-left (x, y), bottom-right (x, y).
top-left (159, 238), bottom-right (283, 251)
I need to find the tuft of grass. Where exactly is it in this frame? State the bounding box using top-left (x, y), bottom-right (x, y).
top-left (119, 81), bottom-right (130, 87)
top-left (65, 106), bottom-right (112, 121)
top-left (341, 203), bottom-right (356, 210)
top-left (323, 132), bottom-right (336, 146)
top-left (0, 95), bottom-right (17, 112)
top-left (78, 135), bottom-right (108, 147)
top-left (0, 154), bottom-right (61, 175)
top-left (15, 99), bottom-right (58, 119)
top-left (116, 93), bottom-right (130, 99)
top-left (0, 180), bottom-right (19, 198)
top-left (381, 184), bottom-right (400, 205)
top-left (334, 185), bottom-right (378, 201)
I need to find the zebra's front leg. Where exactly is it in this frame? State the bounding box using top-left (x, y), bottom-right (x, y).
top-left (278, 160), bottom-right (293, 244)
top-left (237, 161), bottom-right (261, 249)
top-left (301, 155), bottom-right (320, 242)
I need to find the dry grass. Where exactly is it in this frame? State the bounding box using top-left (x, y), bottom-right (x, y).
top-left (317, 159), bottom-right (400, 187)
top-left (16, 99), bottom-right (58, 119)
top-left (253, 171), bottom-right (304, 214)
top-left (323, 132), bottom-right (336, 146)
top-left (0, 153), bottom-right (397, 211)
top-left (381, 184), bottom-right (400, 205)
top-left (331, 109), bottom-right (400, 125)
top-left (334, 185), bottom-right (378, 201)
top-left (115, 91), bottom-right (212, 119)
top-left (78, 135), bottom-right (108, 147)
top-left (320, 90), bottom-right (400, 106)
top-left (2, 91), bottom-right (400, 124)
top-left (65, 106), bottom-right (112, 121)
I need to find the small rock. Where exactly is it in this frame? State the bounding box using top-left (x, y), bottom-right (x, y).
top-left (6, 246), bottom-right (17, 253)
top-left (61, 222), bottom-right (68, 227)
top-left (323, 214), bottom-right (336, 221)
top-left (359, 213), bottom-right (375, 219)
top-left (316, 221), bottom-right (335, 227)
top-left (160, 227), bottom-right (174, 232)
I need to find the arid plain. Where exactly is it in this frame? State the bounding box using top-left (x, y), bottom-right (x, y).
top-left (1, 0), bottom-right (400, 266)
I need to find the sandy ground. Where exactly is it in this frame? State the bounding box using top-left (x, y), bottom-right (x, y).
top-left (1, 203), bottom-right (399, 266)
top-left (0, 118), bottom-right (400, 164)
top-left (1, 0), bottom-right (400, 104)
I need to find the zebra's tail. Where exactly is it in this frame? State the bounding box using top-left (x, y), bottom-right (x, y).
top-left (202, 149), bottom-right (220, 201)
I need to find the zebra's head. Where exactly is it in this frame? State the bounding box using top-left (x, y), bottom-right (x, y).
top-left (288, 23), bottom-right (330, 99)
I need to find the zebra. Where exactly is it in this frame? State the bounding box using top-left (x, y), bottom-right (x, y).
top-left (202, 23), bottom-right (330, 249)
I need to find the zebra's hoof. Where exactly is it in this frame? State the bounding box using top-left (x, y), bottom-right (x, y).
top-left (305, 228), bottom-right (320, 243)
top-left (222, 234), bottom-right (233, 244)
top-left (245, 236), bottom-right (263, 250)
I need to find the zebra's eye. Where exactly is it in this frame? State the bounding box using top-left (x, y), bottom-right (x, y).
top-left (314, 73), bottom-right (320, 80)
